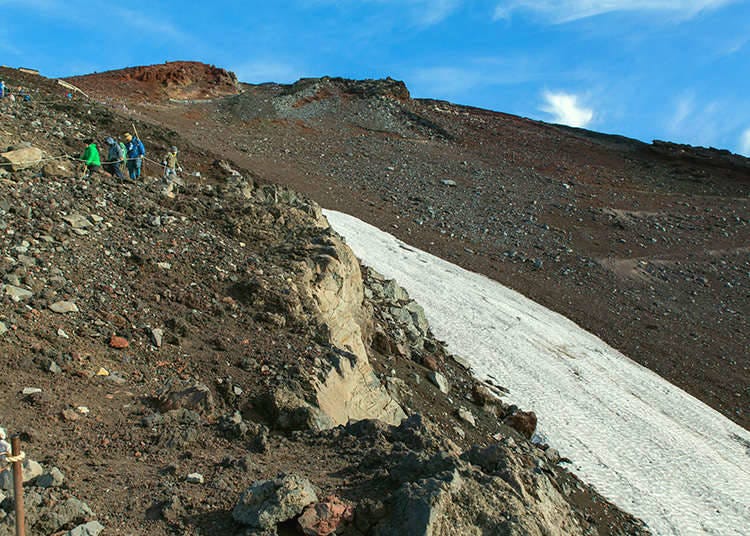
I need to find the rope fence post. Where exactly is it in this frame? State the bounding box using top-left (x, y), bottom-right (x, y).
top-left (10, 435), bottom-right (25, 536)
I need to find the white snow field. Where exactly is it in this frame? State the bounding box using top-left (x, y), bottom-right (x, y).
top-left (324, 209), bottom-right (750, 536)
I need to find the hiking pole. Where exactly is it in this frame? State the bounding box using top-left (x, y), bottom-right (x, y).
top-left (10, 435), bottom-right (25, 536)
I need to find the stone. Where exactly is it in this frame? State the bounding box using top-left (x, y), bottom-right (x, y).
top-left (66, 521), bottom-right (104, 536)
top-left (0, 147), bottom-right (44, 171)
top-left (61, 408), bottom-right (79, 421)
top-left (427, 371), bottom-right (450, 394)
top-left (264, 387), bottom-right (334, 432)
top-left (149, 327), bottom-right (163, 347)
top-left (61, 214), bottom-right (92, 229)
top-left (0, 459), bottom-right (43, 490)
top-left (0, 322), bottom-right (7, 336)
top-left (159, 383), bottom-right (215, 417)
top-left (382, 280), bottom-right (409, 302)
top-left (233, 474), bottom-right (318, 529)
top-left (49, 301), bottom-right (79, 313)
top-left (22, 387), bottom-right (42, 396)
top-left (504, 410), bottom-right (537, 440)
top-left (441, 179), bottom-right (457, 186)
top-left (36, 466), bottom-right (65, 488)
top-left (421, 355), bottom-right (439, 371)
top-left (298, 495), bottom-right (354, 536)
top-left (457, 407), bottom-right (476, 427)
top-left (109, 335), bottom-right (129, 349)
top-left (35, 498), bottom-right (93, 534)
top-left (186, 473), bottom-right (204, 484)
top-left (3, 284), bottom-right (33, 301)
top-left (471, 383), bottom-right (497, 406)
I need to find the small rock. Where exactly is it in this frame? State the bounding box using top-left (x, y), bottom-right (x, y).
top-left (61, 214), bottom-right (92, 229)
top-left (61, 408), bottom-right (79, 421)
top-left (504, 410), bottom-right (537, 439)
top-left (427, 371), bottom-right (450, 394)
top-left (4, 284), bottom-right (33, 301)
top-left (441, 179), bottom-right (457, 186)
top-left (37, 466), bottom-right (65, 488)
top-left (149, 327), bottom-right (163, 348)
top-left (457, 407), bottom-right (476, 426)
top-left (96, 368), bottom-right (109, 376)
top-left (49, 301), bottom-right (79, 314)
top-left (109, 335), bottom-right (129, 349)
top-left (233, 474), bottom-right (318, 528)
top-left (186, 473), bottom-right (204, 484)
top-left (22, 387), bottom-right (42, 396)
top-left (421, 355), bottom-right (439, 371)
top-left (66, 521), bottom-right (104, 536)
top-left (298, 495), bottom-right (354, 536)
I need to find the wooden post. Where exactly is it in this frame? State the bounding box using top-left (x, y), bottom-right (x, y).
top-left (10, 436), bottom-right (25, 536)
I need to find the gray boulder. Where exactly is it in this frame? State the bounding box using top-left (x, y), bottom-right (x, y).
top-left (233, 474), bottom-right (318, 529)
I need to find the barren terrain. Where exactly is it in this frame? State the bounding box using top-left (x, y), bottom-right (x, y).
top-left (0, 64), bottom-right (654, 535)
top-left (69, 64), bottom-right (748, 428)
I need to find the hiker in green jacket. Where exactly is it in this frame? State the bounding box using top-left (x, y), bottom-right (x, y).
top-left (80, 138), bottom-right (101, 177)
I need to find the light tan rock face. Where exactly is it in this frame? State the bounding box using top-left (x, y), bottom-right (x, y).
top-left (0, 147), bottom-right (44, 170)
top-left (299, 230), bottom-right (406, 427)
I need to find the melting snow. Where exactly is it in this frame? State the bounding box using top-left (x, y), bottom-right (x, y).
top-left (325, 209), bottom-right (750, 536)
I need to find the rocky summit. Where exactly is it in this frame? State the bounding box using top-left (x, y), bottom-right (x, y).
top-left (0, 61), bottom-right (744, 535)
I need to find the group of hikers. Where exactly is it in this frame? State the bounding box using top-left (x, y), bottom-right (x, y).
top-left (79, 133), bottom-right (180, 184)
top-left (0, 80), bottom-right (31, 102)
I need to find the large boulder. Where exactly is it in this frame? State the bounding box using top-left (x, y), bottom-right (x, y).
top-left (298, 232), bottom-right (406, 426)
top-left (0, 147), bottom-right (44, 171)
top-left (233, 474), bottom-right (318, 529)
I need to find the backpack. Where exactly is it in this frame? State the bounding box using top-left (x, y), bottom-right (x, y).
top-left (119, 142), bottom-right (127, 163)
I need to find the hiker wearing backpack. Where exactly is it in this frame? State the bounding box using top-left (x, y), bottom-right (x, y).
top-left (123, 132), bottom-right (145, 180)
top-left (104, 137), bottom-right (125, 180)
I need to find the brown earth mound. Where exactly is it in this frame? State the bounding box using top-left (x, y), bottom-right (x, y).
top-left (65, 61), bottom-right (240, 103)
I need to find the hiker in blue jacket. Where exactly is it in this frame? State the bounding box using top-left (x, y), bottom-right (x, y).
top-left (123, 132), bottom-right (145, 180)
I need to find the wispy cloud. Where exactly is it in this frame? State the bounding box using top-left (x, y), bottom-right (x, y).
top-left (540, 91), bottom-right (594, 127)
top-left (493, 1), bottom-right (736, 23)
top-left (740, 128), bottom-right (750, 156)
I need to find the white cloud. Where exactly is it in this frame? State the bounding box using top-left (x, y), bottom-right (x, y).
top-left (493, 1), bottom-right (736, 23)
top-left (739, 128), bottom-right (750, 156)
top-left (540, 91), bottom-right (594, 127)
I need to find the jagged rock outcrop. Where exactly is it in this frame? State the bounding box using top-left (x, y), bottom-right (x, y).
top-left (297, 231), bottom-right (406, 426)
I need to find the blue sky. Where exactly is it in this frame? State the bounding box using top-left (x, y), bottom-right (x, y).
top-left (2, 0), bottom-right (749, 154)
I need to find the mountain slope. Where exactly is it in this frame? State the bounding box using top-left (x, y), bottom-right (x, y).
top-left (68, 65), bottom-right (749, 429)
top-left (0, 66), bottom-right (649, 535)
